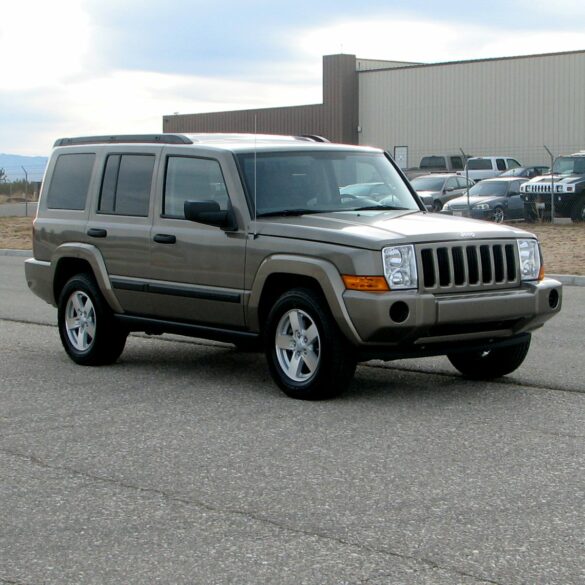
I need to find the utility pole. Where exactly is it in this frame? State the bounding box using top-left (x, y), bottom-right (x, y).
top-left (459, 148), bottom-right (471, 216)
top-left (21, 166), bottom-right (28, 217)
top-left (543, 146), bottom-right (555, 222)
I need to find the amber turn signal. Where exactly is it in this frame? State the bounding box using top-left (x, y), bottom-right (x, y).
top-left (342, 275), bottom-right (390, 292)
top-left (538, 265), bottom-right (545, 281)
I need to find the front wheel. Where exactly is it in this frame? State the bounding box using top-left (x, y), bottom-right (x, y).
top-left (447, 335), bottom-right (531, 380)
top-left (264, 288), bottom-right (356, 400)
top-left (58, 273), bottom-right (128, 366)
top-left (570, 197), bottom-right (585, 222)
top-left (492, 206), bottom-right (505, 223)
top-left (432, 200), bottom-right (443, 212)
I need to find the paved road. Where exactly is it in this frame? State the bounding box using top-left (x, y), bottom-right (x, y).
top-left (1, 256), bottom-right (584, 585)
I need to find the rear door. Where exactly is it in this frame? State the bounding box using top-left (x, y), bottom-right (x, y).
top-left (86, 146), bottom-right (159, 314)
top-left (148, 147), bottom-right (247, 327)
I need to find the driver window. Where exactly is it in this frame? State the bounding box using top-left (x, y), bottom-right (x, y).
top-left (164, 156), bottom-right (229, 218)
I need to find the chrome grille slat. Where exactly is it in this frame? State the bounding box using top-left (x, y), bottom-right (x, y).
top-left (418, 240), bottom-right (519, 293)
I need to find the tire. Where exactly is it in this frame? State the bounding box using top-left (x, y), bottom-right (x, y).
top-left (432, 200), bottom-right (443, 212)
top-left (264, 288), bottom-right (356, 400)
top-left (447, 335), bottom-right (531, 380)
top-left (492, 206), bottom-right (505, 223)
top-left (570, 197), bottom-right (585, 222)
top-left (57, 273), bottom-right (128, 366)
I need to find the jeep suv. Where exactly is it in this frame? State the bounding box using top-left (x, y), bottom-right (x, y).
top-left (25, 134), bottom-right (562, 399)
top-left (520, 152), bottom-right (585, 221)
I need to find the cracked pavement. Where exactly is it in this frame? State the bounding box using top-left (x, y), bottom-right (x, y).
top-left (1, 256), bottom-right (584, 584)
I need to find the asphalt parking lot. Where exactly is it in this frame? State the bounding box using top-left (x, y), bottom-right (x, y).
top-left (1, 255), bottom-right (584, 585)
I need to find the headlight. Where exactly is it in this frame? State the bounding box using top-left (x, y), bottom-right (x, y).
top-left (474, 203), bottom-right (490, 210)
top-left (382, 245), bottom-right (418, 290)
top-left (517, 238), bottom-right (541, 281)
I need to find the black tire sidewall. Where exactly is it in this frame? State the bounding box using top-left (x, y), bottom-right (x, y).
top-left (447, 336), bottom-right (531, 380)
top-left (58, 274), bottom-right (125, 366)
top-left (264, 288), bottom-right (354, 399)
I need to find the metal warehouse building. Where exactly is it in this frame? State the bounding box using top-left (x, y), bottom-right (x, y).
top-left (163, 50), bottom-right (585, 168)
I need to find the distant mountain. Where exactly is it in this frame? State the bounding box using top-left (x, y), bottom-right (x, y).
top-left (0, 154), bottom-right (48, 182)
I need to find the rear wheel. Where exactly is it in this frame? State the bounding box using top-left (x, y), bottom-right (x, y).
top-left (58, 273), bottom-right (127, 366)
top-left (447, 335), bottom-right (531, 379)
top-left (264, 288), bottom-right (356, 400)
top-left (432, 200), bottom-right (443, 212)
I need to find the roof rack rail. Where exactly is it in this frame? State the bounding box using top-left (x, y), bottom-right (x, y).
top-left (53, 134), bottom-right (193, 147)
top-left (296, 134), bottom-right (330, 143)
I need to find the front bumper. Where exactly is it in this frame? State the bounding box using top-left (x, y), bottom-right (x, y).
top-left (342, 277), bottom-right (562, 356)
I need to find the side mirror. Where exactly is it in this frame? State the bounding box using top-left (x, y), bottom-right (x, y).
top-left (184, 200), bottom-right (237, 230)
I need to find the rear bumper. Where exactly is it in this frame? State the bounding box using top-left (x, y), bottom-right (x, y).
top-left (24, 258), bottom-right (55, 306)
top-left (342, 277), bottom-right (562, 355)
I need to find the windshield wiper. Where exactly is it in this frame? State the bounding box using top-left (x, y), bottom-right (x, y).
top-left (351, 205), bottom-right (410, 211)
top-left (256, 208), bottom-right (325, 218)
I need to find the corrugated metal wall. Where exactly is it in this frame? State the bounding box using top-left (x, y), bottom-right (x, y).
top-left (358, 51), bottom-right (585, 167)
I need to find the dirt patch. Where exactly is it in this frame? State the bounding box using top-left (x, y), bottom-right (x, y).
top-left (0, 215), bottom-right (583, 275)
top-left (0, 217), bottom-right (33, 250)
top-left (520, 223), bottom-right (585, 276)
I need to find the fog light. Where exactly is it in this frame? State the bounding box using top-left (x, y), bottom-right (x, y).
top-left (389, 301), bottom-right (409, 323)
top-left (548, 289), bottom-right (560, 309)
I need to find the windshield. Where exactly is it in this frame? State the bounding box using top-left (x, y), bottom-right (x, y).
top-left (237, 151), bottom-right (419, 216)
top-left (410, 177), bottom-right (445, 191)
top-left (553, 156), bottom-right (585, 175)
top-left (468, 181), bottom-right (508, 197)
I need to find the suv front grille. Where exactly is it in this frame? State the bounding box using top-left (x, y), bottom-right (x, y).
top-left (418, 240), bottom-right (519, 293)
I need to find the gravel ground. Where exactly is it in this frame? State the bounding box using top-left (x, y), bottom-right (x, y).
top-left (1, 215), bottom-right (583, 275)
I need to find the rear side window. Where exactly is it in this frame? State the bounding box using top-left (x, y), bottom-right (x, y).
top-left (46, 153), bottom-right (95, 210)
top-left (98, 154), bottom-right (154, 216)
top-left (496, 159), bottom-right (506, 171)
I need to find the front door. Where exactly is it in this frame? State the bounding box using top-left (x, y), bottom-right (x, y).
top-left (148, 150), bottom-right (247, 327)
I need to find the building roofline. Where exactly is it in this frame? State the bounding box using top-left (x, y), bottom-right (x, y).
top-left (357, 48), bottom-right (585, 74)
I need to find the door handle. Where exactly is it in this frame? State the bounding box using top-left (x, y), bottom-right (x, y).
top-left (87, 228), bottom-right (107, 238)
top-left (153, 234), bottom-right (176, 244)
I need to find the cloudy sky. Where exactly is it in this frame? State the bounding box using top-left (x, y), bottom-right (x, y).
top-left (2, 0), bottom-right (584, 165)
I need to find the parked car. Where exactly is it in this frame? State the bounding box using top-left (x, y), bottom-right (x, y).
top-left (340, 181), bottom-right (397, 203)
top-left (520, 151), bottom-right (585, 221)
top-left (464, 156), bottom-right (522, 182)
top-left (404, 154), bottom-right (468, 179)
top-left (442, 177), bottom-right (527, 223)
top-left (409, 173), bottom-right (475, 211)
top-left (499, 166), bottom-right (549, 179)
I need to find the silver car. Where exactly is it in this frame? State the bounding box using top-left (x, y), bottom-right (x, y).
top-left (410, 174), bottom-right (474, 212)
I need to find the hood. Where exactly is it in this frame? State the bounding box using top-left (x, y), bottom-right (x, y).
top-left (526, 174), bottom-right (583, 185)
top-left (253, 210), bottom-right (531, 250)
